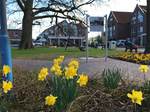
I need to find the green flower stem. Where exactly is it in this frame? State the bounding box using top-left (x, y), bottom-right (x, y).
top-left (134, 103), bottom-right (137, 112)
top-left (51, 73), bottom-right (78, 111)
top-left (144, 73), bottom-right (146, 81)
top-left (45, 78), bottom-right (51, 90)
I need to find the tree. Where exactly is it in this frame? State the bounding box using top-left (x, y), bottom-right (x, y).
top-left (95, 35), bottom-right (103, 45)
top-left (8, 0), bottom-right (95, 49)
top-left (145, 0), bottom-right (150, 53)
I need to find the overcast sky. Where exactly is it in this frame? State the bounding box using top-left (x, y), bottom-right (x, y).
top-left (7, 0), bottom-right (147, 39)
top-left (84, 0), bottom-right (146, 16)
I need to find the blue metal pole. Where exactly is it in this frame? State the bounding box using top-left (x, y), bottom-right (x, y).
top-left (0, 0), bottom-right (13, 82)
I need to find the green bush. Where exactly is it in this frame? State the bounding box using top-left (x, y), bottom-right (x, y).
top-left (102, 68), bottom-right (122, 90)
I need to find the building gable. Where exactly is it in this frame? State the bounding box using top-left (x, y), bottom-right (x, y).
top-left (131, 4), bottom-right (146, 24)
top-left (132, 5), bottom-right (146, 18)
top-left (108, 12), bottom-right (117, 24)
top-left (108, 11), bottom-right (131, 40)
top-left (130, 4), bottom-right (147, 46)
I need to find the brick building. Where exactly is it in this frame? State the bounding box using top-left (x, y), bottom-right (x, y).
top-left (8, 29), bottom-right (22, 47)
top-left (108, 11), bottom-right (132, 40)
top-left (130, 5), bottom-right (147, 46)
top-left (107, 4), bottom-right (147, 47)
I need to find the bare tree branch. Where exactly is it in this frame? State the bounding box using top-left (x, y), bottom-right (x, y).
top-left (6, 0), bottom-right (16, 5)
top-left (33, 14), bottom-right (86, 25)
top-left (33, 0), bottom-right (95, 16)
top-left (8, 0), bottom-right (95, 49)
top-left (16, 0), bottom-right (25, 11)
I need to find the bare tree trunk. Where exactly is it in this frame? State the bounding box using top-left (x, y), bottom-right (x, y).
top-left (19, 0), bottom-right (33, 49)
top-left (145, 0), bottom-right (150, 53)
top-left (65, 35), bottom-right (71, 50)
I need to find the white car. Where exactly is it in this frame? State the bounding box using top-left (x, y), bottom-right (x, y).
top-left (33, 41), bottom-right (43, 46)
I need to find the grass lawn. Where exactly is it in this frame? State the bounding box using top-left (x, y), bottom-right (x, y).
top-left (12, 47), bottom-right (123, 60)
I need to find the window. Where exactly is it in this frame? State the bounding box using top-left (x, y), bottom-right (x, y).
top-left (132, 16), bottom-right (136, 24)
top-left (140, 26), bottom-right (143, 33)
top-left (110, 18), bottom-right (113, 21)
top-left (131, 28), bottom-right (136, 34)
top-left (132, 16), bottom-right (136, 20)
top-left (138, 11), bottom-right (143, 22)
top-left (109, 27), bottom-right (112, 37)
top-left (113, 25), bottom-right (115, 31)
top-left (13, 32), bottom-right (18, 36)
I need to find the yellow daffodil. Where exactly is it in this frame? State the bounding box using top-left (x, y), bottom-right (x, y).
top-left (2, 81), bottom-right (13, 93)
top-left (127, 90), bottom-right (144, 105)
top-left (139, 65), bottom-right (149, 73)
top-left (3, 65), bottom-right (11, 76)
top-left (38, 67), bottom-right (49, 81)
top-left (117, 53), bottom-right (150, 63)
top-left (53, 56), bottom-right (64, 65)
top-left (65, 66), bottom-right (77, 79)
top-left (50, 64), bottom-right (62, 76)
top-left (45, 94), bottom-right (57, 106)
top-left (77, 74), bottom-right (88, 87)
top-left (68, 59), bottom-right (79, 69)
top-left (59, 56), bottom-right (64, 61)
top-left (53, 59), bottom-right (59, 65)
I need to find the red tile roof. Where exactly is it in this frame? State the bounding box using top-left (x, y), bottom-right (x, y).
top-left (112, 11), bottom-right (132, 23)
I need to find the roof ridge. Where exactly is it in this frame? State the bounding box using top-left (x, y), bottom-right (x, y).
top-left (110, 11), bottom-right (132, 23)
top-left (112, 11), bottom-right (132, 13)
top-left (138, 5), bottom-right (147, 13)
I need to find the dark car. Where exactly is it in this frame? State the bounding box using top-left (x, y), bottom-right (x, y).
top-left (125, 41), bottom-right (138, 52)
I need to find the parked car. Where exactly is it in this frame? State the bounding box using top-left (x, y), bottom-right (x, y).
top-left (33, 41), bottom-right (44, 46)
top-left (116, 40), bottom-right (126, 47)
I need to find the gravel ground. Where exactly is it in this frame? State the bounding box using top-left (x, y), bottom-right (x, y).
top-left (13, 58), bottom-right (150, 81)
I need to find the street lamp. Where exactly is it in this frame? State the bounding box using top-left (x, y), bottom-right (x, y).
top-left (0, 0), bottom-right (13, 82)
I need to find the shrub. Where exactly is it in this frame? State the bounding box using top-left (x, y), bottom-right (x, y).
top-left (102, 68), bottom-right (122, 90)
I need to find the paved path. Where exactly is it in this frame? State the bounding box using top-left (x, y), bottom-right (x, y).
top-left (13, 58), bottom-right (150, 81)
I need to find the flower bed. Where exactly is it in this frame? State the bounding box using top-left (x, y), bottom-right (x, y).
top-left (110, 52), bottom-right (150, 65)
top-left (1, 56), bottom-right (150, 112)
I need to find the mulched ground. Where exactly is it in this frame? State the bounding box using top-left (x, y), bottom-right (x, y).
top-left (11, 70), bottom-right (150, 112)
